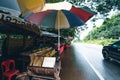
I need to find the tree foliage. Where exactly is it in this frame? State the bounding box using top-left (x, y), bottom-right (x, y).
top-left (84, 13), bottom-right (120, 40)
top-left (67, 0), bottom-right (120, 15)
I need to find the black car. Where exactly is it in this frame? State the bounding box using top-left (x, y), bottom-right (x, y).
top-left (102, 40), bottom-right (120, 61)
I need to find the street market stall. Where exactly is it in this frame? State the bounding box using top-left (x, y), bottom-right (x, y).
top-left (0, 12), bottom-right (42, 80)
top-left (0, 12), bottom-right (61, 80)
top-left (0, 12), bottom-right (41, 55)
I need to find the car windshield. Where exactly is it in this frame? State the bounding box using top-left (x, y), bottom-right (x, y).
top-left (112, 41), bottom-right (120, 48)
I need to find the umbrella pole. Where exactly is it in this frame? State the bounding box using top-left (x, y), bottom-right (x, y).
top-left (58, 11), bottom-right (60, 51)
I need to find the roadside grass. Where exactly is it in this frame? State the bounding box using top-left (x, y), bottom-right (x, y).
top-left (82, 39), bottom-right (118, 46)
top-left (73, 39), bottom-right (118, 46)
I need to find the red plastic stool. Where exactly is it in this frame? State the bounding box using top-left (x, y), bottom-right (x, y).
top-left (1, 59), bottom-right (19, 80)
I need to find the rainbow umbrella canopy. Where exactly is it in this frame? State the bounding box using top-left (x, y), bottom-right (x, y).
top-left (24, 6), bottom-right (95, 29)
top-left (24, 1), bottom-right (96, 50)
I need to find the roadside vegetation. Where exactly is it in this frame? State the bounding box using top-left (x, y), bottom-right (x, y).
top-left (83, 39), bottom-right (117, 46)
top-left (83, 13), bottom-right (120, 46)
top-left (66, 0), bottom-right (120, 45)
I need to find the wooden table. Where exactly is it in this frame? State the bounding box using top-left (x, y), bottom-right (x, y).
top-left (27, 59), bottom-right (61, 80)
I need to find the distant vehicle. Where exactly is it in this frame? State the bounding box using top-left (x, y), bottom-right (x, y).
top-left (102, 40), bottom-right (120, 61)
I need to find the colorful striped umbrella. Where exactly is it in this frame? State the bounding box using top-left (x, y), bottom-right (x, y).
top-left (17, 0), bottom-right (45, 16)
top-left (24, 5), bottom-right (95, 50)
top-left (25, 6), bottom-right (94, 29)
top-left (24, 2), bottom-right (95, 50)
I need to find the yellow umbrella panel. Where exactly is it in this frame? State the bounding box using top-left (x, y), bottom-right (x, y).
top-left (17, 0), bottom-right (45, 16)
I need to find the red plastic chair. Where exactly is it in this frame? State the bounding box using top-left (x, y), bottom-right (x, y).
top-left (59, 45), bottom-right (65, 54)
top-left (1, 59), bottom-right (19, 80)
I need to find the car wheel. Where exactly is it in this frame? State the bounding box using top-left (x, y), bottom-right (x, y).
top-left (102, 50), bottom-right (110, 60)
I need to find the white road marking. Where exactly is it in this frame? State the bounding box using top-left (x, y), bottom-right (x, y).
top-left (83, 55), bottom-right (105, 80)
top-left (76, 43), bottom-right (105, 80)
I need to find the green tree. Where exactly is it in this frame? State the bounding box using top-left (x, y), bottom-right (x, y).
top-left (84, 13), bottom-right (120, 40)
top-left (67, 0), bottom-right (120, 14)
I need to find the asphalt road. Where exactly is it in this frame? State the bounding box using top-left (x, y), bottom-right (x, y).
top-left (60, 43), bottom-right (120, 80)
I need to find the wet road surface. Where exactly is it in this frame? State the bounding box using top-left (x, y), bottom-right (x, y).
top-left (60, 43), bottom-right (120, 80)
top-left (77, 43), bottom-right (120, 80)
top-left (60, 43), bottom-right (100, 80)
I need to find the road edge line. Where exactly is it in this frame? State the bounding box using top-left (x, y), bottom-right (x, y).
top-left (83, 55), bottom-right (105, 80)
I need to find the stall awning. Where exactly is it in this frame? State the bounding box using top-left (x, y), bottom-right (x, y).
top-left (0, 13), bottom-right (41, 36)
